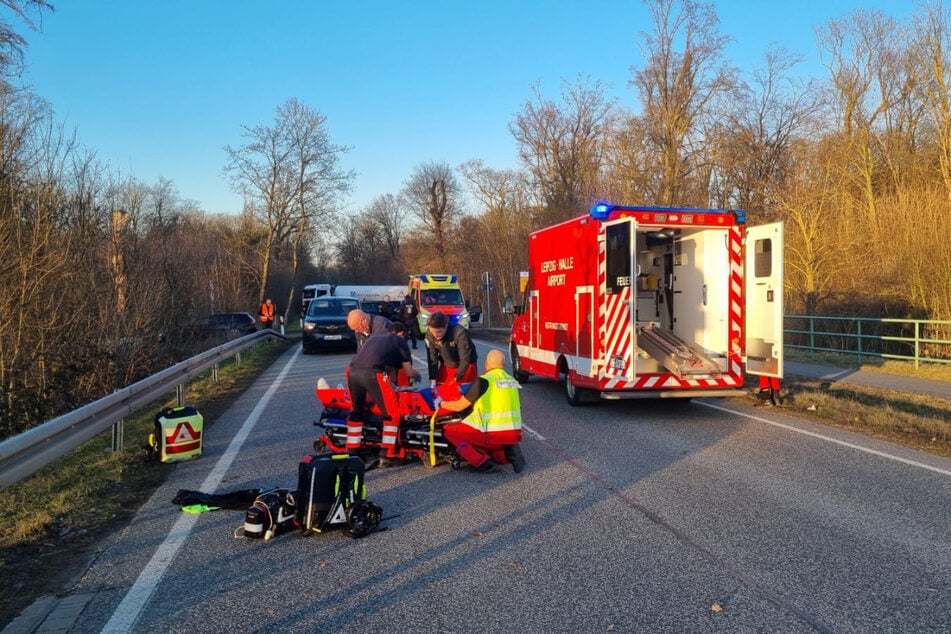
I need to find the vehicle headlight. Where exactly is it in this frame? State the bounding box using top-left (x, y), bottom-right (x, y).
top-left (304, 322), bottom-right (316, 331)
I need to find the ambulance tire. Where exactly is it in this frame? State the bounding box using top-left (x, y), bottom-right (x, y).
top-left (561, 367), bottom-right (589, 407)
top-left (510, 346), bottom-right (530, 384)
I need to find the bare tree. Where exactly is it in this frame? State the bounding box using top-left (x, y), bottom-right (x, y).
top-left (365, 193), bottom-right (408, 265)
top-left (333, 213), bottom-right (393, 282)
top-left (0, 1), bottom-right (52, 81)
top-left (224, 98), bottom-right (352, 321)
top-left (910, 1), bottom-right (951, 201)
top-left (630, 0), bottom-right (734, 206)
top-left (458, 160), bottom-right (534, 319)
top-left (402, 162), bottom-right (462, 271)
top-left (510, 76), bottom-right (615, 224)
top-left (816, 9), bottom-right (906, 228)
top-left (710, 45), bottom-right (823, 221)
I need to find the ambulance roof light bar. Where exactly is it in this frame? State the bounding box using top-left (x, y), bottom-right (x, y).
top-left (589, 202), bottom-right (746, 224)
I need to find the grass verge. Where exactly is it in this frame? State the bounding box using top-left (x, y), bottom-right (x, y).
top-left (0, 337), bottom-right (294, 628)
top-left (756, 378), bottom-right (951, 457)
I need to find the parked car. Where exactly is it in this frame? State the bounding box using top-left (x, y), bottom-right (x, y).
top-left (191, 312), bottom-right (258, 341)
top-left (302, 297), bottom-right (360, 353)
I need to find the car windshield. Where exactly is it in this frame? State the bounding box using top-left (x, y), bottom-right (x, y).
top-left (421, 289), bottom-right (464, 306)
top-left (309, 299), bottom-right (359, 317)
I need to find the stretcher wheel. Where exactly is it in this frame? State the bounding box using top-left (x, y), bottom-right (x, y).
top-left (450, 458), bottom-right (462, 470)
top-left (313, 439), bottom-right (327, 453)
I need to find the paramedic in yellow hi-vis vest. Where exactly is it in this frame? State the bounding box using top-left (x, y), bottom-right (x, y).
top-left (437, 349), bottom-right (526, 473)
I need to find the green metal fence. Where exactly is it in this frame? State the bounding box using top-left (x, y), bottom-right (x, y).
top-left (784, 315), bottom-right (951, 368)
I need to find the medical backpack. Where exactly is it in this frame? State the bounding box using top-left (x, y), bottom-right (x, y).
top-left (296, 454), bottom-right (381, 538)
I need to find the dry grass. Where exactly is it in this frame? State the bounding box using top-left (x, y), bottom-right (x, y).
top-left (776, 380), bottom-right (951, 457)
top-left (0, 338), bottom-right (294, 628)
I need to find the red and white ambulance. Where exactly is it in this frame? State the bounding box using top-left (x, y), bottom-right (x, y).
top-left (508, 203), bottom-right (783, 405)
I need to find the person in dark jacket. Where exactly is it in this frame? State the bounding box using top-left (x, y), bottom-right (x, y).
top-left (347, 309), bottom-right (392, 349)
top-left (398, 295), bottom-right (419, 349)
top-left (425, 311), bottom-right (477, 385)
top-left (379, 295), bottom-right (396, 321)
top-left (346, 332), bottom-right (420, 468)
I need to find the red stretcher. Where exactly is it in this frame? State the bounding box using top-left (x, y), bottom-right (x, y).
top-left (313, 372), bottom-right (469, 469)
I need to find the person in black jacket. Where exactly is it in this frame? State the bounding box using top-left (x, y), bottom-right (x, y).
top-left (398, 296), bottom-right (419, 349)
top-left (379, 295), bottom-right (396, 321)
top-left (425, 311), bottom-right (478, 385)
top-left (346, 332), bottom-right (420, 468)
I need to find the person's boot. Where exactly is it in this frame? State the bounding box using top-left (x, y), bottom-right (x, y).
top-left (504, 444), bottom-right (526, 473)
top-left (470, 459), bottom-right (498, 473)
top-left (378, 450), bottom-right (401, 468)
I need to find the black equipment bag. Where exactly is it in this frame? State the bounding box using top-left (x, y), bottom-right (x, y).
top-left (243, 488), bottom-right (296, 541)
top-left (296, 454), bottom-right (367, 534)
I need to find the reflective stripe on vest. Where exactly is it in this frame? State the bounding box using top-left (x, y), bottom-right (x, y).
top-left (463, 367), bottom-right (522, 433)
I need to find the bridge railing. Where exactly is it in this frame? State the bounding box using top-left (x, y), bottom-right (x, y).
top-left (784, 315), bottom-right (951, 368)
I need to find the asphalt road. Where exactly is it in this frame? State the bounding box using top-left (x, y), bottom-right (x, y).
top-left (15, 337), bottom-right (951, 633)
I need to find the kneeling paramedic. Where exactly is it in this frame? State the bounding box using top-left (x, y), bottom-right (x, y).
top-left (425, 310), bottom-right (477, 386)
top-left (347, 333), bottom-right (421, 467)
top-left (436, 349), bottom-right (526, 473)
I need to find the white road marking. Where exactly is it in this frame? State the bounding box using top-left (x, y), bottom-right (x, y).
top-left (101, 347), bottom-right (302, 633)
top-left (698, 400), bottom-right (951, 477)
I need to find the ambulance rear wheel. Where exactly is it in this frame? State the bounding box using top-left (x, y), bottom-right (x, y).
top-left (510, 345), bottom-right (530, 384)
top-left (562, 369), bottom-right (587, 407)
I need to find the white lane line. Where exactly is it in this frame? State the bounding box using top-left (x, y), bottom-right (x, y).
top-left (521, 424), bottom-right (545, 441)
top-left (101, 347), bottom-right (302, 633)
top-left (698, 400), bottom-right (951, 477)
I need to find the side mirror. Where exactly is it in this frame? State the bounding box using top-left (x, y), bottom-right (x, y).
top-left (513, 305), bottom-right (523, 316)
top-left (469, 306), bottom-right (483, 323)
top-left (503, 295), bottom-right (514, 314)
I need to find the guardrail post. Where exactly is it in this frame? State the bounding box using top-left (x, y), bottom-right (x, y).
top-left (857, 320), bottom-right (863, 364)
top-left (111, 419), bottom-right (124, 452)
top-left (176, 383), bottom-right (185, 407)
top-left (915, 321), bottom-right (921, 369)
top-left (213, 363), bottom-right (219, 383)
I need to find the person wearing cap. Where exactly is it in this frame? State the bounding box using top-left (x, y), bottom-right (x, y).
top-left (436, 349), bottom-right (526, 473)
top-left (424, 310), bottom-right (477, 385)
top-left (347, 308), bottom-right (392, 349)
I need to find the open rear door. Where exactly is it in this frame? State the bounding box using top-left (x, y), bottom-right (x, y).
top-left (745, 222), bottom-right (784, 378)
top-left (603, 218), bottom-right (637, 382)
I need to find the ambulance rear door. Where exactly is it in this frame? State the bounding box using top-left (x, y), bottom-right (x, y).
top-left (602, 218), bottom-right (637, 382)
top-left (745, 222), bottom-right (784, 378)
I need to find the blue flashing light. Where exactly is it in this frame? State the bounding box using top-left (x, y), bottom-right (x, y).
top-left (590, 202), bottom-right (612, 220)
top-left (733, 209), bottom-right (746, 224)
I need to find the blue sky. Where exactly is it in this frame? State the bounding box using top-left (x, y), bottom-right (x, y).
top-left (17, 0), bottom-right (909, 216)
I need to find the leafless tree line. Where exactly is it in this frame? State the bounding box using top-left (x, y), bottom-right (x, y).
top-left (0, 87), bottom-right (351, 436)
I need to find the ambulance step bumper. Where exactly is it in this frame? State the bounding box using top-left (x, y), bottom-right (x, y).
top-left (600, 389), bottom-right (747, 400)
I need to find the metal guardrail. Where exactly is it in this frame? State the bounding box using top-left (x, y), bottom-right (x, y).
top-left (784, 315), bottom-right (951, 368)
top-left (0, 330), bottom-right (286, 490)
